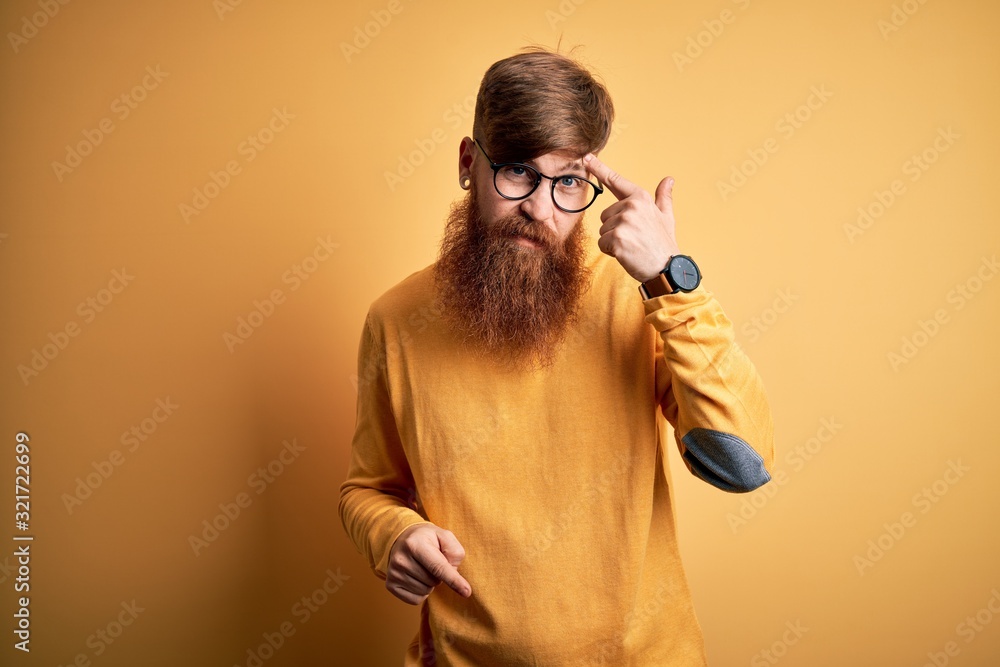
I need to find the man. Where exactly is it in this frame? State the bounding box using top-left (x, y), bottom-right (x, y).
top-left (340, 47), bottom-right (775, 666)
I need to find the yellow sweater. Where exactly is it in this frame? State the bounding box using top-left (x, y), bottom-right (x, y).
top-left (340, 242), bottom-right (775, 666)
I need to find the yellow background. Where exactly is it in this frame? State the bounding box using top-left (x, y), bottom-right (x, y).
top-left (1, 0), bottom-right (998, 665)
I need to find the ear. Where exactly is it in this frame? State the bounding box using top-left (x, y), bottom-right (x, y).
top-left (458, 136), bottom-right (475, 183)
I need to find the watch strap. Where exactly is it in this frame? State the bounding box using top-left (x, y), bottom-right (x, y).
top-left (638, 271), bottom-right (676, 299)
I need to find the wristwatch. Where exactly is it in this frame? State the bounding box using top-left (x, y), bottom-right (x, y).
top-left (638, 254), bottom-right (701, 299)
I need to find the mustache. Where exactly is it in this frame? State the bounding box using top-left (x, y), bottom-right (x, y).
top-left (489, 212), bottom-right (558, 249)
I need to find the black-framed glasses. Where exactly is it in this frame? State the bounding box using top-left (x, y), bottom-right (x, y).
top-left (473, 138), bottom-right (604, 213)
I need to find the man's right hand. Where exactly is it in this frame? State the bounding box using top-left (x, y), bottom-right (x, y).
top-left (385, 523), bottom-right (473, 605)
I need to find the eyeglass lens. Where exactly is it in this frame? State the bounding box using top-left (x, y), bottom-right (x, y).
top-left (494, 165), bottom-right (596, 212)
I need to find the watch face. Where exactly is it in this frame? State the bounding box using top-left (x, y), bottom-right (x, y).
top-left (668, 255), bottom-right (700, 291)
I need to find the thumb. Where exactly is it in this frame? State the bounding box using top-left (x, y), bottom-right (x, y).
top-left (437, 528), bottom-right (466, 567)
top-left (434, 529), bottom-right (472, 597)
top-left (654, 176), bottom-right (675, 215)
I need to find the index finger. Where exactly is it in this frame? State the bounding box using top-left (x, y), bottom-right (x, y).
top-left (413, 543), bottom-right (472, 597)
top-left (584, 153), bottom-right (641, 200)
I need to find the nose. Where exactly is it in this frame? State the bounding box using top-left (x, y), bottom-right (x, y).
top-left (518, 180), bottom-right (556, 226)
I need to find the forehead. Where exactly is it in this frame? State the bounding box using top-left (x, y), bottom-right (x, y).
top-left (524, 149), bottom-right (587, 174)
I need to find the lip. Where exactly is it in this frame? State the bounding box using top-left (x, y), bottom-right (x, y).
top-left (512, 233), bottom-right (541, 248)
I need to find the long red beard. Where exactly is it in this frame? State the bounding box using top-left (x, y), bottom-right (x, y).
top-left (433, 187), bottom-right (593, 371)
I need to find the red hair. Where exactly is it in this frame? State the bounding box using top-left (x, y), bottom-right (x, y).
top-left (472, 46), bottom-right (615, 163)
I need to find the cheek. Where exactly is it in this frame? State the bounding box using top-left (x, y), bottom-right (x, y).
top-left (475, 189), bottom-right (518, 225)
top-left (556, 215), bottom-right (584, 243)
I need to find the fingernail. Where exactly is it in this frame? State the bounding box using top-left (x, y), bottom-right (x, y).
top-left (668, 177), bottom-right (674, 188)
top-left (584, 153), bottom-right (594, 163)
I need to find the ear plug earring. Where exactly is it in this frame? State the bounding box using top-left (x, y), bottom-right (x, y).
top-left (460, 176), bottom-right (471, 190)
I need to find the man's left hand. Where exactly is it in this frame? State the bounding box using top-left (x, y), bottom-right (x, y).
top-left (584, 153), bottom-right (682, 283)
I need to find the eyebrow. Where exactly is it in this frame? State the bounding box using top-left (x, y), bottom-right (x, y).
top-left (525, 158), bottom-right (587, 176)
